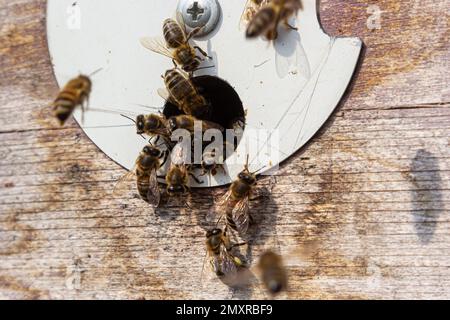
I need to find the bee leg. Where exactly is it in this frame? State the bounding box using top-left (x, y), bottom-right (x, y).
top-left (284, 19), bottom-right (298, 31)
top-left (152, 135), bottom-right (160, 145)
top-left (194, 46), bottom-right (212, 59)
top-left (160, 150), bottom-right (170, 167)
top-left (186, 27), bottom-right (203, 41)
top-left (172, 59), bottom-right (178, 68)
top-left (80, 102), bottom-right (85, 125)
top-left (230, 242), bottom-right (247, 250)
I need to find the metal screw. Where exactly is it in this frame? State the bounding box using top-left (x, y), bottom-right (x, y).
top-left (187, 2), bottom-right (205, 21)
top-left (177, 0), bottom-right (221, 38)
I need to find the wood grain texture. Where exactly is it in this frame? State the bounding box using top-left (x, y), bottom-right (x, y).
top-left (0, 0), bottom-right (449, 299)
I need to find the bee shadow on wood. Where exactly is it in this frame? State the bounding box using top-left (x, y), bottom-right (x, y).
top-left (410, 149), bottom-right (444, 244)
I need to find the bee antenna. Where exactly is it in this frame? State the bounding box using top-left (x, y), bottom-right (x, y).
top-left (88, 67), bottom-right (104, 77)
top-left (121, 114), bottom-right (136, 124)
top-left (133, 103), bottom-right (162, 111)
top-left (244, 154), bottom-right (250, 170)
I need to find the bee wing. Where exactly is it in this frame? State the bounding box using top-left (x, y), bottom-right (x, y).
top-left (274, 28), bottom-right (311, 79)
top-left (239, 0), bottom-right (265, 31)
top-left (157, 87), bottom-right (179, 107)
top-left (112, 167), bottom-right (136, 197)
top-left (140, 37), bottom-right (173, 59)
top-left (175, 11), bottom-right (188, 39)
top-left (146, 169), bottom-right (161, 207)
top-left (206, 189), bottom-right (233, 223)
top-left (231, 196), bottom-right (251, 235)
top-left (217, 245), bottom-right (238, 278)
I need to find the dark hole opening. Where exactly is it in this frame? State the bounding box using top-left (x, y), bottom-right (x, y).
top-left (163, 75), bottom-right (246, 160)
top-left (162, 75), bottom-right (245, 130)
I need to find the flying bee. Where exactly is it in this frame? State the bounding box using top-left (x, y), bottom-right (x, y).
top-left (113, 144), bottom-right (168, 206)
top-left (159, 68), bottom-right (209, 119)
top-left (243, 0), bottom-right (303, 40)
top-left (210, 156), bottom-right (265, 235)
top-left (257, 250), bottom-right (288, 295)
top-left (204, 228), bottom-right (246, 279)
top-left (52, 75), bottom-right (91, 126)
top-left (51, 69), bottom-right (103, 126)
top-left (140, 13), bottom-right (210, 73)
top-left (239, 0), bottom-right (270, 30)
top-left (167, 114), bottom-right (224, 134)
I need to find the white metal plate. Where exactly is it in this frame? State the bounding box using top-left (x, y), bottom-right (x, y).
top-left (46, 0), bottom-right (362, 187)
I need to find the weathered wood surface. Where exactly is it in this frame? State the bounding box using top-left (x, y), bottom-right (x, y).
top-left (0, 0), bottom-right (449, 300)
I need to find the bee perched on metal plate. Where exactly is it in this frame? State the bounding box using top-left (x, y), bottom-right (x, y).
top-left (159, 68), bottom-right (209, 119)
top-left (52, 75), bottom-right (92, 126)
top-left (205, 228), bottom-right (246, 278)
top-left (134, 113), bottom-right (172, 146)
top-left (113, 144), bottom-right (168, 207)
top-left (242, 0), bottom-right (303, 40)
top-left (141, 13), bottom-right (210, 73)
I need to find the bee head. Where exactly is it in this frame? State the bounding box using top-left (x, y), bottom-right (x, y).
top-left (206, 228), bottom-right (222, 238)
top-left (142, 145), bottom-right (161, 157)
top-left (268, 280), bottom-right (284, 294)
top-left (238, 170), bottom-right (256, 185)
top-left (167, 184), bottom-right (185, 195)
top-left (167, 117), bottom-right (177, 131)
top-left (182, 60), bottom-right (200, 73)
top-left (78, 75), bottom-right (92, 89)
top-left (136, 115), bottom-right (145, 134)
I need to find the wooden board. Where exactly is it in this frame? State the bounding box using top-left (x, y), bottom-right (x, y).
top-left (0, 0), bottom-right (449, 299)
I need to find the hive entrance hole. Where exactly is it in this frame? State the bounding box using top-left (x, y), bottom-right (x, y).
top-left (163, 75), bottom-right (245, 161)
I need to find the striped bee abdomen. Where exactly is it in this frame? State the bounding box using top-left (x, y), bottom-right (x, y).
top-left (163, 19), bottom-right (185, 48)
top-left (246, 7), bottom-right (276, 38)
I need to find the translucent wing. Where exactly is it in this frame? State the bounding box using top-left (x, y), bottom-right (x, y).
top-left (140, 37), bottom-right (173, 59)
top-left (146, 169), bottom-right (161, 207)
top-left (206, 189), bottom-right (233, 224)
top-left (175, 11), bottom-right (188, 40)
top-left (274, 24), bottom-right (311, 79)
top-left (157, 87), bottom-right (179, 107)
top-left (112, 166), bottom-right (136, 197)
top-left (216, 245), bottom-right (238, 278)
top-left (239, 0), bottom-right (268, 31)
top-left (231, 196), bottom-right (251, 234)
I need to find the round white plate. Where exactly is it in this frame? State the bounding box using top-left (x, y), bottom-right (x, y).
top-left (46, 0), bottom-right (362, 187)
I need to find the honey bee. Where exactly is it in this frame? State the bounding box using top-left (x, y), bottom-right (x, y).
top-left (200, 148), bottom-right (224, 177)
top-left (257, 250), bottom-right (288, 295)
top-left (133, 113), bottom-right (173, 146)
top-left (165, 142), bottom-right (203, 197)
top-left (167, 114), bottom-right (224, 134)
top-left (52, 75), bottom-right (92, 125)
top-left (159, 68), bottom-right (209, 118)
top-left (210, 156), bottom-right (264, 235)
top-left (205, 228), bottom-right (246, 278)
top-left (242, 0), bottom-right (303, 40)
top-left (113, 145), bottom-right (168, 206)
top-left (140, 13), bottom-right (210, 73)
